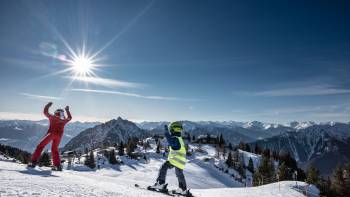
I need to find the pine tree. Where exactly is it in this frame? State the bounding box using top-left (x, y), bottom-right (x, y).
top-left (187, 133), bottom-right (191, 142)
top-left (156, 141), bottom-right (161, 154)
top-left (118, 141), bottom-right (125, 156)
top-left (192, 135), bottom-right (196, 142)
top-left (319, 177), bottom-right (335, 197)
top-left (245, 143), bottom-right (251, 152)
top-left (253, 169), bottom-right (262, 186)
top-left (262, 149), bottom-right (271, 159)
top-left (238, 160), bottom-right (246, 178)
top-left (206, 133), bottom-right (211, 144)
top-left (228, 143), bottom-right (233, 151)
top-left (248, 157), bottom-right (254, 173)
top-left (84, 151), bottom-right (90, 167)
top-left (344, 163), bottom-right (350, 197)
top-left (238, 141), bottom-right (246, 151)
top-left (254, 144), bottom-right (261, 154)
top-left (226, 152), bottom-right (233, 167)
top-left (257, 153), bottom-right (275, 184)
top-left (18, 153), bottom-right (29, 164)
top-left (278, 162), bottom-right (288, 181)
top-left (215, 144), bottom-right (220, 158)
top-left (219, 134), bottom-right (225, 147)
top-left (108, 149), bottom-right (118, 165)
top-left (126, 137), bottom-right (138, 156)
top-left (84, 150), bottom-right (96, 169)
top-left (223, 146), bottom-right (227, 159)
top-left (38, 152), bottom-right (51, 167)
top-left (332, 165), bottom-right (345, 197)
top-left (279, 152), bottom-right (297, 172)
top-left (306, 166), bottom-right (320, 186)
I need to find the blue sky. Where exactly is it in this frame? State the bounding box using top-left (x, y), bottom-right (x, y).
top-left (0, 0), bottom-right (349, 123)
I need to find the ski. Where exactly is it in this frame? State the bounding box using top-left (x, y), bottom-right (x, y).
top-left (134, 184), bottom-right (194, 197)
top-left (134, 184), bottom-right (175, 196)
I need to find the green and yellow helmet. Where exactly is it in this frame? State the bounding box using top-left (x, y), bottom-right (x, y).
top-left (169, 121), bottom-right (183, 133)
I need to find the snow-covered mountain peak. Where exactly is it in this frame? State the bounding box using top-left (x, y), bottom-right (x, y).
top-left (243, 121), bottom-right (265, 129)
top-left (287, 121), bottom-right (315, 130)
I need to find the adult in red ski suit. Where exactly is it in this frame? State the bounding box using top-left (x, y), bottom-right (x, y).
top-left (30, 102), bottom-right (72, 167)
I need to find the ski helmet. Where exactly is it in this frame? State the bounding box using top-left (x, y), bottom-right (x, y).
top-left (54, 109), bottom-right (65, 119)
top-left (169, 121), bottom-right (183, 133)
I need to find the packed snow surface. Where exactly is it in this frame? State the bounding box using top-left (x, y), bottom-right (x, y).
top-left (0, 155), bottom-right (318, 197)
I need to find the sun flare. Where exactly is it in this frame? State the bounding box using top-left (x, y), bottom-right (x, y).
top-left (63, 50), bottom-right (98, 78)
top-left (72, 55), bottom-right (94, 75)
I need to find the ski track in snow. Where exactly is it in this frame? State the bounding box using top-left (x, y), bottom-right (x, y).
top-left (0, 155), bottom-right (318, 197)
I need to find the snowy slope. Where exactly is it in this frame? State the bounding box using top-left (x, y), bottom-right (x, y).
top-left (0, 157), bottom-right (318, 197)
top-left (238, 149), bottom-right (261, 169)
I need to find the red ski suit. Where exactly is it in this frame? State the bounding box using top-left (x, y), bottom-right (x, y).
top-left (31, 104), bottom-right (72, 166)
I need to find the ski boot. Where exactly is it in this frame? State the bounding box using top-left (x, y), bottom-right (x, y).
top-left (148, 182), bottom-right (168, 193)
top-left (27, 161), bottom-right (37, 168)
top-left (172, 188), bottom-right (193, 197)
top-left (51, 165), bottom-right (63, 171)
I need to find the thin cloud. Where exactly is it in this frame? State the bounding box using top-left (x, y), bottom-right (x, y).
top-left (69, 88), bottom-right (179, 101)
top-left (230, 103), bottom-right (350, 123)
top-left (0, 111), bottom-right (43, 121)
top-left (245, 85), bottom-right (350, 97)
top-left (0, 111), bottom-right (107, 122)
top-left (68, 76), bottom-right (143, 88)
top-left (20, 93), bottom-right (61, 101)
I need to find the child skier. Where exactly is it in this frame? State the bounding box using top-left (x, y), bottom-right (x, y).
top-left (150, 121), bottom-right (190, 195)
top-left (28, 102), bottom-right (72, 171)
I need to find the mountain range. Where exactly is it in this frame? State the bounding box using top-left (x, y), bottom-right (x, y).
top-left (1, 117), bottom-right (349, 176)
top-left (0, 120), bottom-right (99, 151)
top-left (251, 122), bottom-right (350, 176)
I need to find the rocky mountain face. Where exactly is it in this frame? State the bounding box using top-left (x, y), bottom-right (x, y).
top-left (0, 120), bottom-right (98, 151)
top-left (250, 123), bottom-right (350, 176)
top-left (63, 117), bottom-right (147, 152)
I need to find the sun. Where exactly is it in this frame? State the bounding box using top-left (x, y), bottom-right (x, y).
top-left (71, 55), bottom-right (94, 75)
top-left (64, 51), bottom-right (98, 78)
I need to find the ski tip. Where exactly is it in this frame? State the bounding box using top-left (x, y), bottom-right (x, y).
top-left (134, 184), bottom-right (140, 187)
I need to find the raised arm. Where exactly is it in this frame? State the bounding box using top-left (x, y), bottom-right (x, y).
top-left (164, 125), bottom-right (181, 150)
top-left (43, 102), bottom-right (53, 118)
top-left (65, 106), bottom-right (72, 122)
